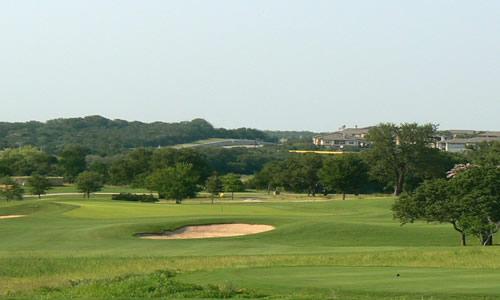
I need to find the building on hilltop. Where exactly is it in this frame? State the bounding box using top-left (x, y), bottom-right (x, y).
top-left (312, 126), bottom-right (371, 149)
top-left (434, 132), bottom-right (500, 153)
top-left (314, 126), bottom-right (500, 153)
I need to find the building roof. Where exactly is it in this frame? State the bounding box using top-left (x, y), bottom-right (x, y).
top-left (340, 127), bottom-right (372, 135)
top-left (314, 127), bottom-right (371, 142)
top-left (478, 131), bottom-right (500, 137)
top-left (447, 129), bottom-right (478, 135)
top-left (443, 136), bottom-right (500, 144)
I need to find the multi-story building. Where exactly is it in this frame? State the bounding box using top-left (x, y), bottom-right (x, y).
top-left (435, 131), bottom-right (500, 152)
top-left (313, 126), bottom-right (371, 149)
top-left (314, 126), bottom-right (500, 152)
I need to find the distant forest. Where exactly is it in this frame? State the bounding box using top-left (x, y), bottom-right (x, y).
top-left (0, 116), bottom-right (272, 155)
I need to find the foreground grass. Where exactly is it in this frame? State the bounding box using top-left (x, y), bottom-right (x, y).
top-left (179, 265), bottom-right (500, 300)
top-left (8, 270), bottom-right (263, 300)
top-left (0, 194), bottom-right (498, 299)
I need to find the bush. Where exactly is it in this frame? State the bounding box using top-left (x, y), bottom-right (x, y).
top-left (112, 193), bottom-right (158, 203)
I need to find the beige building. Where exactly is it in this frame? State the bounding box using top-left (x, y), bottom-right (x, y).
top-left (313, 127), bottom-right (371, 149)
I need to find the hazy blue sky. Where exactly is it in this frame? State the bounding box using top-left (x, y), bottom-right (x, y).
top-left (1, 1), bottom-right (499, 131)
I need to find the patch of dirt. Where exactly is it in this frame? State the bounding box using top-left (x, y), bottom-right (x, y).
top-left (139, 223), bottom-right (275, 240)
top-left (0, 215), bottom-right (26, 219)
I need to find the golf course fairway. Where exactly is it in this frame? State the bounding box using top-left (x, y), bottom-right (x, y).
top-left (0, 194), bottom-right (499, 299)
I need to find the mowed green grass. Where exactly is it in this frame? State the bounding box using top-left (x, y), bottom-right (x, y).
top-left (0, 194), bottom-right (499, 299)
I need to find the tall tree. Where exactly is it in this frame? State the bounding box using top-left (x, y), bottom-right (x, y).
top-left (146, 163), bottom-right (199, 204)
top-left (300, 155), bottom-right (323, 196)
top-left (366, 123), bottom-right (437, 195)
top-left (320, 154), bottom-right (368, 200)
top-left (205, 172), bottom-right (223, 204)
top-left (221, 173), bottom-right (245, 200)
top-left (252, 161), bottom-right (287, 194)
top-left (60, 145), bottom-right (89, 182)
top-left (27, 175), bottom-right (51, 199)
top-left (151, 148), bottom-right (210, 184)
top-left (108, 149), bottom-right (153, 186)
top-left (76, 171), bottom-right (103, 198)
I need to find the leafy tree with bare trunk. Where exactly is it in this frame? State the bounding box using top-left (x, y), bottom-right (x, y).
top-left (76, 171), bottom-right (103, 198)
top-left (393, 166), bottom-right (500, 246)
top-left (319, 154), bottom-right (368, 200)
top-left (27, 174), bottom-right (51, 199)
top-left (205, 172), bottom-right (223, 204)
top-left (146, 163), bottom-right (199, 204)
top-left (221, 173), bottom-right (244, 200)
top-left (393, 179), bottom-right (469, 246)
top-left (366, 123), bottom-right (437, 196)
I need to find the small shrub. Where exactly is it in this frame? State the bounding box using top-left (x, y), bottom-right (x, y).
top-left (112, 193), bottom-right (158, 203)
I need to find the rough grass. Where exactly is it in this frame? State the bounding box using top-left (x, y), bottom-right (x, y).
top-left (0, 193), bottom-right (498, 299)
top-left (8, 270), bottom-right (263, 299)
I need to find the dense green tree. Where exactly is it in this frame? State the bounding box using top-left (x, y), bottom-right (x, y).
top-left (0, 177), bottom-right (24, 201)
top-left (76, 171), bottom-right (103, 198)
top-left (109, 158), bottom-right (134, 185)
top-left (146, 163), bottom-right (199, 204)
top-left (252, 160), bottom-right (287, 194)
top-left (204, 147), bottom-right (289, 175)
top-left (252, 154), bottom-right (324, 195)
top-left (393, 166), bottom-right (500, 246)
top-left (151, 148), bottom-right (210, 184)
top-left (0, 162), bottom-right (8, 177)
top-left (221, 173), bottom-right (245, 200)
top-left (108, 149), bottom-right (153, 186)
top-left (27, 174), bottom-right (51, 199)
top-left (87, 159), bottom-right (110, 182)
top-left (451, 166), bottom-right (500, 245)
top-left (467, 141), bottom-right (500, 166)
top-left (205, 172), bottom-right (223, 204)
top-left (320, 155), bottom-right (368, 200)
top-left (403, 150), bottom-right (461, 192)
top-left (366, 123), bottom-right (437, 195)
top-left (0, 146), bottom-right (56, 176)
top-left (393, 179), bottom-right (468, 245)
top-left (280, 158), bottom-right (306, 193)
top-left (60, 145), bottom-right (89, 182)
top-left (299, 155), bottom-right (324, 196)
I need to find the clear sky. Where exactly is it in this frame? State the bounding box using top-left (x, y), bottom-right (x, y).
top-left (1, 1), bottom-right (499, 131)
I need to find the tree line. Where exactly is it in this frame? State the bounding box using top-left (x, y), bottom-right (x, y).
top-left (0, 144), bottom-right (276, 200)
top-left (0, 115), bottom-right (272, 155)
top-left (252, 123), bottom-right (461, 198)
top-left (0, 145), bottom-right (286, 183)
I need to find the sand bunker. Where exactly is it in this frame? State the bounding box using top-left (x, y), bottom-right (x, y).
top-left (139, 223), bottom-right (275, 240)
top-left (0, 215), bottom-right (26, 220)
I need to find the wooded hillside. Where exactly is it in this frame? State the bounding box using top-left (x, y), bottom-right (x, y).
top-left (0, 116), bottom-right (271, 155)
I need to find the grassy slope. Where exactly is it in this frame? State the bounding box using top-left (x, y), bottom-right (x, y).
top-left (0, 194), bottom-right (499, 299)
